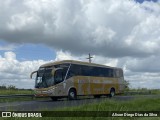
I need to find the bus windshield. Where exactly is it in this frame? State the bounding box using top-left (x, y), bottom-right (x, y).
top-left (35, 64), bottom-right (69, 88)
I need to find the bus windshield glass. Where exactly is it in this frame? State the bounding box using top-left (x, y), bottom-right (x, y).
top-left (35, 64), bottom-right (70, 88)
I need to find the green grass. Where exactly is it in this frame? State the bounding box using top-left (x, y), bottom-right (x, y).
top-left (0, 89), bottom-right (34, 95)
top-left (124, 88), bottom-right (160, 95)
top-left (0, 97), bottom-right (51, 103)
top-left (0, 97), bottom-right (35, 103)
top-left (2, 97), bottom-right (160, 120)
top-left (59, 97), bottom-right (160, 111)
top-left (149, 89), bottom-right (160, 94)
top-left (0, 89), bottom-right (51, 103)
top-left (0, 89), bottom-right (35, 103)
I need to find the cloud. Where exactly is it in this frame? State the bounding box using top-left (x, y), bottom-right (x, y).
top-left (0, 0), bottom-right (160, 58)
top-left (125, 71), bottom-right (160, 89)
top-left (0, 44), bottom-right (16, 51)
top-left (0, 51), bottom-right (50, 88)
top-left (55, 50), bottom-right (118, 67)
top-left (125, 56), bottom-right (160, 72)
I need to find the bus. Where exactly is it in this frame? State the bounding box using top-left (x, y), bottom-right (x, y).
top-left (30, 60), bottom-right (125, 100)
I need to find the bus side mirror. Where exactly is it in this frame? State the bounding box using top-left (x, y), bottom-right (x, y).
top-left (30, 71), bottom-right (37, 79)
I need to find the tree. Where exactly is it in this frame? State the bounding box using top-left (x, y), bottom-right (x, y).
top-left (124, 80), bottom-right (130, 90)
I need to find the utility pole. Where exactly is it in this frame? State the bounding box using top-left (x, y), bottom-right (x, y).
top-left (86, 53), bottom-right (93, 63)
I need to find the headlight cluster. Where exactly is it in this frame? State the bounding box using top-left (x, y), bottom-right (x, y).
top-left (34, 87), bottom-right (56, 95)
top-left (34, 90), bottom-right (41, 94)
top-left (47, 87), bottom-right (56, 94)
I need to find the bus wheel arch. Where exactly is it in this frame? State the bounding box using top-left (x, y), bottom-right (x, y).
top-left (109, 87), bottom-right (115, 98)
top-left (68, 87), bottom-right (77, 100)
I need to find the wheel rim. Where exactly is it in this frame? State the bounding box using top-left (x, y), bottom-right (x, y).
top-left (111, 91), bottom-right (115, 97)
top-left (70, 92), bottom-right (75, 98)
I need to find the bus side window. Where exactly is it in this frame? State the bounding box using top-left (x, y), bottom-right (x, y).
top-left (66, 64), bottom-right (80, 79)
top-left (108, 69), bottom-right (114, 77)
top-left (81, 65), bottom-right (90, 76)
top-left (115, 69), bottom-right (120, 77)
top-left (113, 69), bottom-right (116, 77)
top-left (99, 67), bottom-right (105, 77)
top-left (67, 71), bottom-right (75, 79)
top-left (54, 69), bottom-right (64, 83)
top-left (119, 69), bottom-right (123, 77)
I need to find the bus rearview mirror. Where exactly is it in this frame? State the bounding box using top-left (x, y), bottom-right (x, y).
top-left (30, 71), bottom-right (37, 79)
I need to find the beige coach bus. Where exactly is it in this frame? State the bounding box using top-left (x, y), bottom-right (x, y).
top-left (30, 60), bottom-right (125, 101)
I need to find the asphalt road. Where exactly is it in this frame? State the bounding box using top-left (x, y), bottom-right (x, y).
top-left (0, 95), bottom-right (159, 111)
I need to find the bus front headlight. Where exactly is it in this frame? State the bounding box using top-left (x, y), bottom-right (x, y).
top-left (47, 88), bottom-right (55, 95)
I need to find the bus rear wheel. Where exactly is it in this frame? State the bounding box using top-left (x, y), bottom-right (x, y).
top-left (68, 89), bottom-right (77, 100)
top-left (109, 88), bottom-right (115, 98)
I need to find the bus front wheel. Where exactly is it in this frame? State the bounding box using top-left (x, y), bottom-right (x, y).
top-left (68, 89), bottom-right (77, 100)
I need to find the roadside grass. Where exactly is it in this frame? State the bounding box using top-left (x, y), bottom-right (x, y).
top-left (0, 97), bottom-right (35, 103)
top-left (2, 97), bottom-right (160, 120)
top-left (59, 97), bottom-right (160, 111)
top-left (0, 89), bottom-right (35, 103)
top-left (124, 88), bottom-right (160, 95)
top-left (0, 89), bottom-right (50, 103)
top-left (0, 89), bottom-right (34, 95)
top-left (149, 89), bottom-right (160, 94)
top-left (0, 97), bottom-right (51, 103)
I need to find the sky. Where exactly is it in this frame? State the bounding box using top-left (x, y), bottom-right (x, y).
top-left (0, 0), bottom-right (160, 89)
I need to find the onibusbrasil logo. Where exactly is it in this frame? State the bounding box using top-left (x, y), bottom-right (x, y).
top-left (1, 112), bottom-right (42, 117)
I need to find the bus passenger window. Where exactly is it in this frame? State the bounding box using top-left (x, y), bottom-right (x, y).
top-left (54, 69), bottom-right (64, 84)
top-left (67, 71), bottom-right (75, 79)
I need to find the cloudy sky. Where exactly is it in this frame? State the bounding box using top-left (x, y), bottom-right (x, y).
top-left (0, 0), bottom-right (160, 89)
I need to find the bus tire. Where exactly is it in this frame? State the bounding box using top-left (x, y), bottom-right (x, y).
top-left (68, 88), bottom-right (77, 100)
top-left (109, 88), bottom-right (115, 98)
top-left (51, 97), bottom-right (58, 101)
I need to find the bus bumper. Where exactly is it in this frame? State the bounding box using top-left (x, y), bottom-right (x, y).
top-left (34, 94), bottom-right (49, 97)
top-left (34, 88), bottom-right (56, 97)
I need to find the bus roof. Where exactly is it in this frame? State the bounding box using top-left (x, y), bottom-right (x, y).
top-left (40, 60), bottom-right (121, 69)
